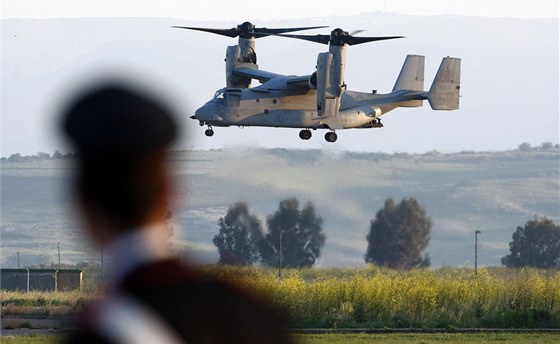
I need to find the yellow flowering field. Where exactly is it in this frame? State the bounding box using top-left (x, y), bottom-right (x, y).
top-left (2, 267), bottom-right (559, 329)
top-left (206, 266), bottom-right (560, 328)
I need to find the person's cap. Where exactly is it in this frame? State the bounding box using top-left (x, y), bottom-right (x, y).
top-left (62, 83), bottom-right (177, 158)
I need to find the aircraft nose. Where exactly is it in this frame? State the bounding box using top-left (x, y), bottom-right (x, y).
top-left (194, 104), bottom-right (223, 123)
top-left (194, 105), bottom-right (210, 121)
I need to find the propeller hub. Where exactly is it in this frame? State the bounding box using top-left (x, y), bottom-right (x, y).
top-left (330, 28), bottom-right (348, 46)
top-left (238, 21), bottom-right (256, 38)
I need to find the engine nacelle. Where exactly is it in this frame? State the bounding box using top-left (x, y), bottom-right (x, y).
top-left (315, 47), bottom-right (346, 117)
top-left (316, 52), bottom-right (332, 110)
top-left (225, 45), bottom-right (251, 88)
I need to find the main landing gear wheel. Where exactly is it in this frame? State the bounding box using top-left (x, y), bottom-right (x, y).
top-left (205, 128), bottom-right (214, 137)
top-left (372, 119), bottom-right (383, 128)
top-left (325, 131), bottom-right (338, 143)
top-left (299, 129), bottom-right (312, 140)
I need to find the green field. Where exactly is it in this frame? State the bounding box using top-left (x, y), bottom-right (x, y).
top-left (1, 333), bottom-right (559, 344)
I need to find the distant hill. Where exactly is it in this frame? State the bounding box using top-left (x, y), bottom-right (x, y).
top-left (1, 148), bottom-right (558, 268)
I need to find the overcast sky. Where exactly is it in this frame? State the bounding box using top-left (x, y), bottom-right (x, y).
top-left (1, 0), bottom-right (558, 156)
top-left (2, 0), bottom-right (558, 19)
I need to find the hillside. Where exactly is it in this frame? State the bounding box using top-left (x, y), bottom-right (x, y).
top-left (1, 148), bottom-right (558, 268)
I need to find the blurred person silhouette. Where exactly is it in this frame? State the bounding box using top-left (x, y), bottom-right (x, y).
top-left (61, 82), bottom-right (292, 344)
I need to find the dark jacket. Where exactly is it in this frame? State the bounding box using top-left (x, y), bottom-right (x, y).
top-left (65, 260), bottom-right (293, 344)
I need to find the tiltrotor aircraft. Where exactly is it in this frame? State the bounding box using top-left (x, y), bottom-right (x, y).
top-left (174, 22), bottom-right (461, 143)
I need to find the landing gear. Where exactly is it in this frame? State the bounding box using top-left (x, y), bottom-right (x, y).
top-left (324, 131), bottom-right (338, 143)
top-left (372, 119), bottom-right (384, 128)
top-left (205, 126), bottom-right (214, 137)
top-left (299, 129), bottom-right (312, 140)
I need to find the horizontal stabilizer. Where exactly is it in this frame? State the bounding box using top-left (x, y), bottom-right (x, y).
top-left (427, 57), bottom-right (461, 110)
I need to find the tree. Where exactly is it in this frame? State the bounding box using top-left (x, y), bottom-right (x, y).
top-left (364, 197), bottom-right (432, 269)
top-left (518, 142), bottom-right (532, 151)
top-left (260, 198), bottom-right (326, 268)
top-left (501, 218), bottom-right (560, 269)
top-left (213, 202), bottom-right (264, 265)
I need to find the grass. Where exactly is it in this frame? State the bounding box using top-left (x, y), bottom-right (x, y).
top-left (293, 333), bottom-right (560, 343)
top-left (0, 290), bottom-right (94, 317)
top-left (1, 334), bottom-right (559, 344)
top-left (0, 336), bottom-right (62, 344)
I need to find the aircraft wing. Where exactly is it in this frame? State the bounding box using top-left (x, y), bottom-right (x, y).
top-left (285, 75), bottom-right (311, 89)
top-left (234, 67), bottom-right (283, 83)
top-left (234, 66), bottom-right (311, 90)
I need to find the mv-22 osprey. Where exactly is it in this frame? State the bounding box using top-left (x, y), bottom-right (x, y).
top-left (174, 22), bottom-right (461, 143)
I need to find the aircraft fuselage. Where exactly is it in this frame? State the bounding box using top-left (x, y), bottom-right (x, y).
top-left (194, 85), bottom-right (423, 130)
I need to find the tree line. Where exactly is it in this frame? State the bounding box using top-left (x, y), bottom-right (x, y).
top-left (1, 151), bottom-right (77, 162)
top-left (213, 197), bottom-right (560, 269)
top-left (213, 198), bottom-right (326, 268)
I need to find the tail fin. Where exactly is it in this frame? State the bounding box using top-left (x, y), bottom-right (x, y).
top-left (427, 57), bottom-right (461, 110)
top-left (392, 55), bottom-right (425, 92)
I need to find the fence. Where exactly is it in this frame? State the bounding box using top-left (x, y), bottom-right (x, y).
top-left (0, 269), bottom-right (82, 292)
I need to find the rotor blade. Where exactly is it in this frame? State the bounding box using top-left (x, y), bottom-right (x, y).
top-left (173, 25), bottom-right (328, 39)
top-left (256, 25), bottom-right (328, 34)
top-left (253, 25), bottom-right (328, 39)
top-left (271, 33), bottom-right (332, 45)
top-left (349, 30), bottom-right (365, 36)
top-left (345, 35), bottom-right (405, 45)
top-left (172, 26), bottom-right (239, 38)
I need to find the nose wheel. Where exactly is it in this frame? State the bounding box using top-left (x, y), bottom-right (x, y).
top-left (205, 126), bottom-right (214, 137)
top-left (325, 131), bottom-right (338, 143)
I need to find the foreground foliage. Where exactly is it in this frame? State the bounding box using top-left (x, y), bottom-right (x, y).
top-left (2, 267), bottom-right (559, 329)
top-left (206, 266), bottom-right (560, 329)
top-left (0, 290), bottom-right (94, 317)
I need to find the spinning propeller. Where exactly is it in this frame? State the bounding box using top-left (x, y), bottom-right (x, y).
top-left (274, 28), bottom-right (404, 46)
top-left (172, 21), bottom-right (328, 39)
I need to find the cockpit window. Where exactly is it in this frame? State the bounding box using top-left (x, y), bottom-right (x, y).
top-left (213, 90), bottom-right (225, 100)
top-left (210, 90), bottom-right (225, 104)
top-left (212, 89), bottom-right (241, 106)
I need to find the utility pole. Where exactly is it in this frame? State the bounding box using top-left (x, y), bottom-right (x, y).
top-left (17, 251), bottom-right (20, 269)
top-left (475, 230), bottom-right (481, 275)
top-left (58, 242), bottom-right (61, 269)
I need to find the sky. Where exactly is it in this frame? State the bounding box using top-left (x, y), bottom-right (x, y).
top-left (2, 0), bottom-right (559, 19)
top-left (1, 0), bottom-right (558, 156)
